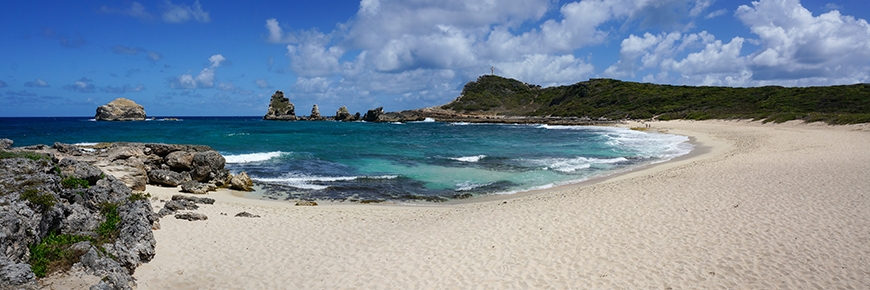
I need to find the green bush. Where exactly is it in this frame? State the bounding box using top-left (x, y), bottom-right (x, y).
top-left (19, 189), bottom-right (56, 210)
top-left (96, 203), bottom-right (121, 242)
top-left (29, 233), bottom-right (92, 278)
top-left (128, 192), bottom-right (152, 202)
top-left (0, 150), bottom-right (51, 161)
top-left (61, 176), bottom-right (89, 189)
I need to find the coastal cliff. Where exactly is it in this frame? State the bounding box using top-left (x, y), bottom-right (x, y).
top-left (95, 98), bottom-right (146, 121)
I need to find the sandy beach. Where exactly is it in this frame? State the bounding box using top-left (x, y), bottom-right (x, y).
top-left (131, 120), bottom-right (870, 289)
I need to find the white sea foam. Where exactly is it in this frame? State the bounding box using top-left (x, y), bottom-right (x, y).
top-left (224, 151), bottom-right (284, 163)
top-left (422, 117), bottom-right (435, 122)
top-left (73, 142), bottom-right (99, 146)
top-left (456, 181), bottom-right (493, 191)
top-left (530, 156), bottom-right (628, 173)
top-left (254, 174), bottom-right (398, 190)
top-left (450, 155), bottom-right (486, 163)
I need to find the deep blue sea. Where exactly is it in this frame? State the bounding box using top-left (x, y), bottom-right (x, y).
top-left (0, 117), bottom-right (692, 202)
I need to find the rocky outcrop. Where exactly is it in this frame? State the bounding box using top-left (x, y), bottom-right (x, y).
top-left (230, 172), bottom-right (254, 191)
top-left (335, 106), bottom-right (352, 121)
top-left (147, 170), bottom-right (191, 187)
top-left (362, 107), bottom-right (385, 122)
top-left (309, 104), bottom-right (324, 120)
top-left (0, 155), bottom-right (156, 289)
top-left (0, 138), bottom-right (12, 150)
top-left (190, 151), bottom-right (226, 182)
top-left (175, 212), bottom-right (208, 221)
top-left (180, 181), bottom-right (212, 194)
top-left (263, 90), bottom-right (296, 120)
top-left (95, 98), bottom-right (146, 121)
top-left (234, 212), bottom-right (260, 218)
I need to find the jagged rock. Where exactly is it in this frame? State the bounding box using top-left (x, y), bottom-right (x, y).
top-left (53, 142), bottom-right (82, 156)
top-left (263, 90), bottom-right (297, 120)
top-left (190, 151), bottom-right (225, 182)
top-left (234, 212), bottom-right (260, 218)
top-left (335, 106), bottom-right (352, 121)
top-left (57, 158), bottom-right (104, 186)
top-left (59, 203), bottom-right (102, 237)
top-left (144, 143), bottom-right (211, 157)
top-left (180, 181), bottom-right (210, 194)
top-left (157, 200), bottom-right (198, 217)
top-left (230, 172), bottom-right (254, 191)
top-left (0, 255), bottom-right (37, 289)
top-left (95, 98), bottom-right (146, 121)
top-left (310, 104), bottom-right (323, 120)
top-left (363, 107), bottom-right (385, 122)
top-left (171, 194), bottom-right (215, 205)
top-left (147, 169), bottom-right (191, 187)
top-left (105, 199), bottom-right (157, 274)
top-left (354, 112), bottom-right (361, 120)
top-left (212, 169), bottom-right (232, 187)
top-left (0, 138), bottom-right (12, 150)
top-left (295, 200), bottom-right (318, 206)
top-left (174, 212), bottom-right (207, 221)
top-left (77, 246), bottom-right (136, 290)
top-left (165, 151), bottom-right (194, 171)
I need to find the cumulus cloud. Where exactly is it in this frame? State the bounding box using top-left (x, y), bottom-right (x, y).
top-left (102, 84), bottom-right (145, 94)
top-left (162, 0), bottom-right (210, 23)
top-left (255, 79), bottom-right (270, 88)
top-left (147, 51), bottom-right (163, 61)
top-left (62, 78), bottom-right (96, 93)
top-left (170, 54), bottom-right (226, 89)
top-left (112, 45), bottom-right (144, 55)
top-left (25, 79), bottom-right (50, 88)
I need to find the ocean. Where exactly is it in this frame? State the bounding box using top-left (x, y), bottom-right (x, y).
top-left (0, 117), bottom-right (693, 202)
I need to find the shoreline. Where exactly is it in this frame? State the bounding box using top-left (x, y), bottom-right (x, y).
top-left (133, 119), bottom-right (870, 289)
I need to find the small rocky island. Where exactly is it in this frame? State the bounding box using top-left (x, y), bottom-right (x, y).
top-left (95, 98), bottom-right (147, 121)
top-left (263, 91), bottom-right (297, 120)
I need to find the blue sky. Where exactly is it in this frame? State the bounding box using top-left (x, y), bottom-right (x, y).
top-left (2, 0), bottom-right (869, 117)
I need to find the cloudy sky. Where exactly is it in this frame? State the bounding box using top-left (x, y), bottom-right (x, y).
top-left (2, 0), bottom-right (869, 117)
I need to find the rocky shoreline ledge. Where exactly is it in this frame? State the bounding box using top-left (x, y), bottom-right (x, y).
top-left (0, 139), bottom-right (254, 289)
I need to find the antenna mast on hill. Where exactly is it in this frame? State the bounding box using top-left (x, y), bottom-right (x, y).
top-left (491, 66), bottom-right (494, 76)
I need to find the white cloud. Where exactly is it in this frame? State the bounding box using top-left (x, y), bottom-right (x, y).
top-left (495, 54), bottom-right (595, 87)
top-left (170, 54), bottom-right (226, 89)
top-left (102, 84), bottom-right (146, 94)
top-left (162, 0), bottom-right (210, 23)
top-left (736, 0), bottom-right (870, 84)
top-left (216, 82), bottom-right (235, 92)
top-left (25, 79), bottom-right (50, 88)
top-left (287, 42), bottom-right (344, 77)
top-left (101, 2), bottom-right (152, 20)
top-left (147, 51), bottom-right (163, 61)
top-left (62, 79), bottom-right (96, 93)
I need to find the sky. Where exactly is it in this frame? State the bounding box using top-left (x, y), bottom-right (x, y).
top-left (1, 0), bottom-right (869, 117)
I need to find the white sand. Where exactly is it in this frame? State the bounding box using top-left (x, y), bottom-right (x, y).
top-left (132, 120), bottom-right (870, 289)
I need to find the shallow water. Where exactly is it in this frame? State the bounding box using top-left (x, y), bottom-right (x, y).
top-left (0, 117), bottom-right (692, 202)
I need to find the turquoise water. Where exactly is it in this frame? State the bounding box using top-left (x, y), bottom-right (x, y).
top-left (0, 117), bottom-right (692, 202)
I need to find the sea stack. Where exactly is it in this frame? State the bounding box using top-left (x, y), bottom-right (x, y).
top-left (335, 106), bottom-right (352, 121)
top-left (264, 90), bottom-right (297, 120)
top-left (310, 104), bottom-right (323, 120)
top-left (95, 98), bottom-right (146, 121)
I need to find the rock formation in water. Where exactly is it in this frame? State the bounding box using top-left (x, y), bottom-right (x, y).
top-left (362, 107), bottom-right (385, 122)
top-left (335, 106), bottom-right (352, 121)
top-left (309, 104), bottom-right (324, 120)
top-left (263, 90), bottom-right (296, 120)
top-left (95, 98), bottom-right (146, 121)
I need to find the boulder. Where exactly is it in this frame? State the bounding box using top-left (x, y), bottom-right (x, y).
top-left (0, 255), bottom-right (37, 289)
top-left (77, 246), bottom-right (136, 289)
top-left (53, 142), bottom-right (82, 156)
top-left (263, 90), bottom-right (297, 120)
top-left (156, 200), bottom-right (198, 217)
top-left (0, 138), bottom-right (12, 150)
top-left (105, 199), bottom-right (157, 274)
top-left (362, 107), bottom-right (385, 122)
top-left (144, 143), bottom-right (212, 157)
top-left (107, 146), bottom-right (144, 161)
top-left (180, 181), bottom-right (211, 195)
top-left (335, 106), bottom-right (352, 121)
top-left (57, 158), bottom-right (104, 185)
top-left (102, 161), bottom-right (148, 192)
top-left (230, 172), bottom-right (254, 191)
top-left (190, 151), bottom-right (225, 182)
top-left (165, 151), bottom-right (194, 171)
top-left (295, 200), bottom-right (318, 206)
top-left (95, 98), bottom-right (146, 121)
top-left (234, 212), bottom-right (260, 218)
top-left (147, 169), bottom-right (191, 187)
top-left (174, 212), bottom-right (208, 221)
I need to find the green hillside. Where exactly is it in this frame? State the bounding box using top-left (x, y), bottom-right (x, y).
top-left (442, 75), bottom-right (870, 124)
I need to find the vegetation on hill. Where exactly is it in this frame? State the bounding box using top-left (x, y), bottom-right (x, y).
top-left (442, 75), bottom-right (870, 124)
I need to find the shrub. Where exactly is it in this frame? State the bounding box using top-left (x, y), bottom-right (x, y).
top-left (128, 192), bottom-right (152, 202)
top-left (19, 189), bottom-right (56, 210)
top-left (96, 203), bottom-right (121, 242)
top-left (0, 150), bottom-right (51, 161)
top-left (29, 232), bottom-right (91, 278)
top-left (61, 176), bottom-right (89, 189)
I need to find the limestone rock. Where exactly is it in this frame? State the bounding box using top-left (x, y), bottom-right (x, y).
top-left (335, 106), bottom-right (353, 121)
top-left (180, 181), bottom-right (211, 194)
top-left (156, 200), bottom-right (198, 217)
top-left (295, 200), bottom-right (318, 206)
top-left (0, 138), bottom-right (12, 150)
top-left (263, 90), bottom-right (296, 120)
top-left (190, 151), bottom-right (225, 182)
top-left (309, 104), bottom-right (324, 120)
top-left (147, 169), bottom-right (191, 187)
top-left (234, 211), bottom-right (260, 218)
top-left (95, 98), bottom-right (146, 121)
top-left (174, 212), bottom-right (207, 221)
top-left (171, 194), bottom-right (215, 204)
top-left (165, 151), bottom-right (194, 171)
top-left (362, 107), bottom-right (385, 122)
top-left (230, 172), bottom-right (254, 191)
